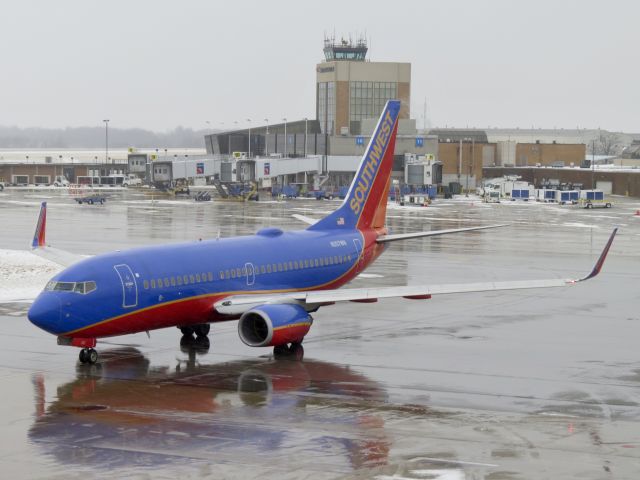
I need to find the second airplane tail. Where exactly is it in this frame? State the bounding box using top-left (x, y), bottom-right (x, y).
top-left (308, 100), bottom-right (400, 232)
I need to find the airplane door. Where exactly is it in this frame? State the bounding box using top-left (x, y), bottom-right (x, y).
top-left (245, 262), bottom-right (255, 286)
top-left (353, 238), bottom-right (364, 273)
top-left (113, 264), bottom-right (138, 308)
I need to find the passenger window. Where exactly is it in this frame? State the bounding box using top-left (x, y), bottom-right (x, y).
top-left (196, 273), bottom-right (201, 283)
top-left (157, 279), bottom-right (163, 288)
top-left (231, 269), bottom-right (236, 279)
top-left (208, 272), bottom-right (213, 282)
top-left (277, 263), bottom-right (283, 272)
top-left (283, 262), bottom-right (288, 271)
top-left (164, 277), bottom-right (169, 286)
top-left (151, 279), bottom-right (156, 288)
top-left (202, 272), bottom-right (207, 281)
top-left (170, 277), bottom-right (176, 287)
top-left (347, 255), bottom-right (352, 261)
top-left (288, 261), bottom-right (293, 270)
top-left (266, 264), bottom-right (272, 273)
top-left (271, 264), bottom-right (277, 273)
top-left (294, 261), bottom-right (299, 269)
top-left (189, 274), bottom-right (195, 284)
top-left (313, 259), bottom-right (318, 267)
top-left (225, 270), bottom-right (230, 279)
top-left (242, 267), bottom-right (247, 276)
top-left (334, 256), bottom-right (339, 264)
top-left (183, 274), bottom-right (189, 285)
top-left (143, 280), bottom-right (149, 290)
top-left (236, 268), bottom-right (241, 277)
top-left (219, 271), bottom-right (224, 280)
top-left (319, 258), bottom-right (324, 267)
top-left (260, 265), bottom-right (266, 274)
top-left (304, 260), bottom-right (309, 268)
top-left (177, 276), bottom-right (183, 286)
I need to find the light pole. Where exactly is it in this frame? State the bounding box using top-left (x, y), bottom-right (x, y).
top-left (264, 118), bottom-right (269, 156)
top-left (304, 117), bottom-right (308, 158)
top-left (246, 119), bottom-right (252, 158)
top-left (282, 118), bottom-right (287, 157)
top-left (103, 119), bottom-right (109, 164)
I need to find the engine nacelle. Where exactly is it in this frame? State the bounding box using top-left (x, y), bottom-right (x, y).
top-left (238, 304), bottom-right (313, 347)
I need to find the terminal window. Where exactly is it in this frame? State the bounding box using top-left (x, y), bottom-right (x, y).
top-left (349, 81), bottom-right (397, 123)
top-left (317, 81), bottom-right (335, 134)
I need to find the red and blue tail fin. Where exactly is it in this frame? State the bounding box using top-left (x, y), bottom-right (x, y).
top-left (32, 202), bottom-right (47, 248)
top-left (308, 100), bottom-right (400, 232)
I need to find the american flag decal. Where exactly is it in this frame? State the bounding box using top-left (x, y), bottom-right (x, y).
top-left (337, 217), bottom-right (345, 225)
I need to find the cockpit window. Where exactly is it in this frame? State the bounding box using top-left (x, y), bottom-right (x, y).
top-left (46, 281), bottom-right (97, 294)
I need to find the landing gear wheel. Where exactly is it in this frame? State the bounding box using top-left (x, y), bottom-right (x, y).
top-left (194, 323), bottom-right (210, 338)
top-left (273, 345), bottom-right (288, 357)
top-left (273, 342), bottom-right (304, 360)
top-left (87, 348), bottom-right (98, 364)
top-left (289, 342), bottom-right (304, 361)
top-left (79, 348), bottom-right (88, 363)
top-left (180, 326), bottom-right (194, 336)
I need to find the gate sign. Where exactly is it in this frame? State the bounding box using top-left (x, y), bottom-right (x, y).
top-left (415, 137), bottom-right (424, 147)
top-left (196, 162), bottom-right (204, 174)
top-left (264, 162), bottom-right (271, 176)
top-left (356, 136), bottom-right (364, 146)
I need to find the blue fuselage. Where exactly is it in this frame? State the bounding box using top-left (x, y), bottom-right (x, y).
top-left (28, 227), bottom-right (377, 338)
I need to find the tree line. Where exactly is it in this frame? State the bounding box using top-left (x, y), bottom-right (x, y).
top-left (0, 125), bottom-right (217, 149)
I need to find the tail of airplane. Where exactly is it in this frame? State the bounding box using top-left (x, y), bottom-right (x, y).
top-left (308, 100), bottom-right (400, 232)
top-left (32, 202), bottom-right (47, 248)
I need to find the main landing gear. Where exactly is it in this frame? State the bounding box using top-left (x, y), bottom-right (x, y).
top-left (273, 342), bottom-right (304, 360)
top-left (79, 348), bottom-right (98, 364)
top-left (179, 323), bottom-right (210, 338)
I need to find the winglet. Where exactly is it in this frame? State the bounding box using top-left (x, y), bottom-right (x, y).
top-left (578, 227), bottom-right (617, 282)
top-left (31, 202), bottom-right (47, 249)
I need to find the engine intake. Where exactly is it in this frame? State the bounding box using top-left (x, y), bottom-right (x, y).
top-left (238, 304), bottom-right (313, 347)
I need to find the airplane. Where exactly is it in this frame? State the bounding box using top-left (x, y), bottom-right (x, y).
top-left (27, 100), bottom-right (617, 365)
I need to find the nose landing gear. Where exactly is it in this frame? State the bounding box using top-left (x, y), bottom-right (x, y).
top-left (79, 348), bottom-right (98, 364)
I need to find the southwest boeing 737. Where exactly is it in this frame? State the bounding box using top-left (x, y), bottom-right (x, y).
top-left (27, 101), bottom-right (617, 364)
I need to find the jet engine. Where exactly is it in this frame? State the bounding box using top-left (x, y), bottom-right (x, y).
top-left (238, 304), bottom-right (313, 347)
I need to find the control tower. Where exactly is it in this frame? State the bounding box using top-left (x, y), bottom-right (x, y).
top-left (317, 35), bottom-right (410, 136)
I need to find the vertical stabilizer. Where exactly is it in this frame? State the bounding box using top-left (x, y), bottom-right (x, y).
top-left (308, 100), bottom-right (400, 231)
top-left (32, 202), bottom-right (47, 248)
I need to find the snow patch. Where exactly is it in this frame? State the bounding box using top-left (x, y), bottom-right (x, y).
top-left (0, 249), bottom-right (62, 303)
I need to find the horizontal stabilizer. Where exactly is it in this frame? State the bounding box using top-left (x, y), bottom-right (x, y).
top-left (376, 224), bottom-right (508, 243)
top-left (292, 214), bottom-right (318, 226)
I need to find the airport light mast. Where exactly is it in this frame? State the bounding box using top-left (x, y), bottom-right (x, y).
top-left (103, 119), bottom-right (109, 164)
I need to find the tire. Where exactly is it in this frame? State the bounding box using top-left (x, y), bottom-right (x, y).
top-left (180, 326), bottom-right (194, 336)
top-left (194, 323), bottom-right (210, 338)
top-left (79, 349), bottom-right (88, 363)
top-left (88, 199), bottom-right (94, 205)
top-left (586, 203), bottom-right (592, 209)
top-left (606, 203), bottom-right (611, 208)
top-left (88, 349), bottom-right (98, 364)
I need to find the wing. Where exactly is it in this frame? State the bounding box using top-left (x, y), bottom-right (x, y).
top-left (31, 202), bottom-right (85, 267)
top-left (215, 228), bottom-right (617, 316)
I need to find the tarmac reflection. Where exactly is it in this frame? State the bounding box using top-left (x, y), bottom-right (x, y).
top-left (29, 342), bottom-right (390, 473)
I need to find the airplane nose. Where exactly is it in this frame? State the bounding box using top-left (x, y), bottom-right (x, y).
top-left (28, 294), bottom-right (62, 334)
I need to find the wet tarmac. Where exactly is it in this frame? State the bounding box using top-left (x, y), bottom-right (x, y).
top-left (1, 188), bottom-right (640, 479)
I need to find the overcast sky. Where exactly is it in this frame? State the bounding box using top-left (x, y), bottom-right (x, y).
top-left (1, 0), bottom-right (637, 132)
